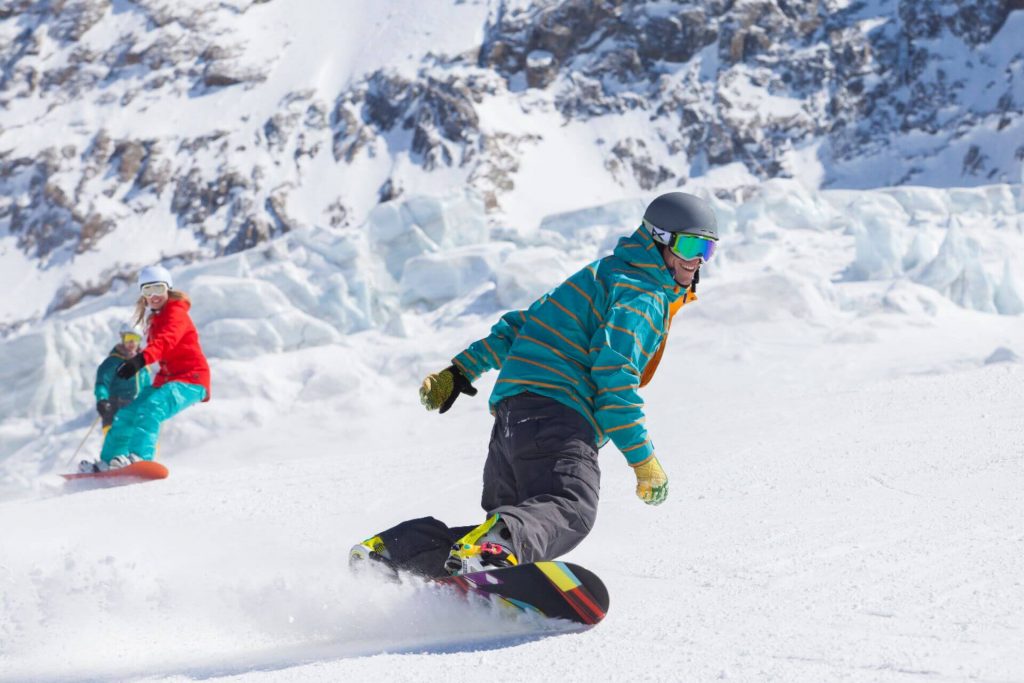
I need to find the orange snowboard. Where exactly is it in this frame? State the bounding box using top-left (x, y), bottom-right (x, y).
top-left (61, 460), bottom-right (169, 481)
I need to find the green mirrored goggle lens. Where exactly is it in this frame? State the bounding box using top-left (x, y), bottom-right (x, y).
top-left (669, 234), bottom-right (717, 262)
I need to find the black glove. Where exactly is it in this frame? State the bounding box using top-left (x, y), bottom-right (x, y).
top-left (96, 399), bottom-right (112, 419)
top-left (116, 354), bottom-right (146, 379)
top-left (419, 364), bottom-right (478, 414)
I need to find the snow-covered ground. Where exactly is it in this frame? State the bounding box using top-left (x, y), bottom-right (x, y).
top-left (1, 183), bottom-right (1023, 681)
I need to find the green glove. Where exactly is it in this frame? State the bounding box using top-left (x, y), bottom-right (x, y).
top-left (631, 456), bottom-right (668, 505)
top-left (419, 364), bottom-right (478, 414)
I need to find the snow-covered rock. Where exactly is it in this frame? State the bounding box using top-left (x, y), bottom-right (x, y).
top-left (2, 1), bottom-right (1023, 333)
top-left (5, 182), bottom-right (1019, 428)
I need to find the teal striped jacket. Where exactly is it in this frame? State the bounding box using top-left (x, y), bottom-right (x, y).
top-left (452, 225), bottom-right (696, 466)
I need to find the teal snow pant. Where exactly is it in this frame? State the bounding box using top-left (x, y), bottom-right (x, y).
top-left (100, 382), bottom-right (206, 462)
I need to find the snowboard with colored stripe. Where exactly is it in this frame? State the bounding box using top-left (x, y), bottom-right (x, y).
top-left (61, 460), bottom-right (169, 481)
top-left (434, 561), bottom-right (609, 626)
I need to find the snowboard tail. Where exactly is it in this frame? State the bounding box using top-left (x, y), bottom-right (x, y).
top-left (61, 460), bottom-right (169, 481)
top-left (435, 561), bottom-right (609, 626)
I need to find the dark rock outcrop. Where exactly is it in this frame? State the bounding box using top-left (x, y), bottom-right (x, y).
top-left (0, 0), bottom-right (1020, 312)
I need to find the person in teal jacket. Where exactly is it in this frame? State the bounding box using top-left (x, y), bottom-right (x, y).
top-left (350, 192), bottom-right (720, 578)
top-left (94, 328), bottom-right (151, 432)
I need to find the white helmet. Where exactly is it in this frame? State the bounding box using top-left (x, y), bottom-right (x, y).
top-left (138, 265), bottom-right (173, 290)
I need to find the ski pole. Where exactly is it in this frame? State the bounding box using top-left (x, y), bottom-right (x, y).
top-left (66, 415), bottom-right (101, 468)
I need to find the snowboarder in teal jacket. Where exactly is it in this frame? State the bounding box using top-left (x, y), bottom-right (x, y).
top-left (351, 192), bottom-right (720, 578)
top-left (94, 328), bottom-right (152, 431)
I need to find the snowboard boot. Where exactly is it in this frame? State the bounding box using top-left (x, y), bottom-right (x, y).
top-left (349, 534), bottom-right (389, 562)
top-left (108, 454), bottom-right (140, 469)
top-left (78, 459), bottom-right (109, 473)
top-left (444, 514), bottom-right (519, 575)
top-left (349, 535), bottom-right (399, 579)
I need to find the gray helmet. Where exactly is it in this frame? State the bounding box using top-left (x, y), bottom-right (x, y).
top-left (642, 192), bottom-right (718, 242)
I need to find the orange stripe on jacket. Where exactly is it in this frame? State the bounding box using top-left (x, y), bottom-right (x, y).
top-left (639, 291), bottom-right (695, 387)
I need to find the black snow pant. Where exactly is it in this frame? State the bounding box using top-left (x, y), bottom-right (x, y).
top-left (372, 392), bottom-right (600, 578)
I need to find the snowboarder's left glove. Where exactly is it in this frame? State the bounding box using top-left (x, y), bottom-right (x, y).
top-left (631, 456), bottom-right (668, 505)
top-left (96, 399), bottom-right (112, 419)
top-left (419, 364), bottom-right (477, 414)
top-left (116, 354), bottom-right (146, 379)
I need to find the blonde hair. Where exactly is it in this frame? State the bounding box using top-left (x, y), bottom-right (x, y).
top-left (132, 289), bottom-right (191, 330)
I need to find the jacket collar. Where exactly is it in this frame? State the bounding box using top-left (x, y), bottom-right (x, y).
top-left (150, 297), bottom-right (190, 316)
top-left (612, 225), bottom-right (693, 304)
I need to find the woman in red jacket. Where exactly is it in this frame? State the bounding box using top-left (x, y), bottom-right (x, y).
top-left (80, 265), bottom-right (211, 472)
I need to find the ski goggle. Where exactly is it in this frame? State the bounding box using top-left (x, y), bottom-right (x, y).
top-left (659, 233), bottom-right (717, 263)
top-left (121, 331), bottom-right (142, 343)
top-left (666, 233), bottom-right (716, 262)
top-left (645, 222), bottom-right (718, 262)
top-left (140, 282), bottom-right (169, 297)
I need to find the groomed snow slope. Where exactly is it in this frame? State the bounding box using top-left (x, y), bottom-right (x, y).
top-left (0, 183), bottom-right (1022, 682)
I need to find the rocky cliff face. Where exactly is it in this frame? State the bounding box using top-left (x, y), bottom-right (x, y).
top-left (475, 0), bottom-right (1024, 187)
top-left (1, 0), bottom-right (1021, 324)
